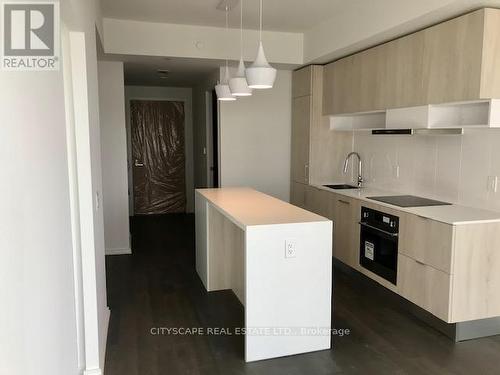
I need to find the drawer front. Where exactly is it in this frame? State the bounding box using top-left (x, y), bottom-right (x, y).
top-left (397, 253), bottom-right (452, 322)
top-left (399, 214), bottom-right (454, 273)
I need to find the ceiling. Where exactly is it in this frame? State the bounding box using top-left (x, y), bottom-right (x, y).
top-left (100, 53), bottom-right (222, 87)
top-left (100, 0), bottom-right (500, 87)
top-left (101, 0), bottom-right (343, 33)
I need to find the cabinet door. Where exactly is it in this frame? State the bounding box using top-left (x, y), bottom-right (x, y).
top-left (322, 63), bottom-right (335, 115)
top-left (290, 182), bottom-right (307, 209)
top-left (330, 56), bottom-right (357, 114)
top-left (291, 96), bottom-right (311, 183)
top-left (304, 186), bottom-right (332, 218)
top-left (292, 66), bottom-right (312, 98)
top-left (422, 10), bottom-right (484, 104)
top-left (399, 214), bottom-right (454, 273)
top-left (397, 253), bottom-right (452, 322)
top-left (333, 196), bottom-right (360, 267)
top-left (382, 32), bottom-right (425, 108)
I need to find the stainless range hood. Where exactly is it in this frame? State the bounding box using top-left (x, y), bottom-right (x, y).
top-left (371, 128), bottom-right (464, 135)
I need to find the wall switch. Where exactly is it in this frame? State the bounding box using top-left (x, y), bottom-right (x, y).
top-left (285, 239), bottom-right (297, 258)
top-left (488, 176), bottom-right (498, 193)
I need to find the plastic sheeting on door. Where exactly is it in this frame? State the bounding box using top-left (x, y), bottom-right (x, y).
top-left (131, 100), bottom-right (186, 214)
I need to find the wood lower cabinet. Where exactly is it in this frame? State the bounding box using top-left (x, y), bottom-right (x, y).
top-left (290, 181), bottom-right (307, 209)
top-left (332, 195), bottom-right (360, 268)
top-left (399, 214), bottom-right (454, 273)
top-left (296, 185), bottom-right (500, 323)
top-left (397, 253), bottom-right (452, 322)
top-left (399, 214), bottom-right (500, 323)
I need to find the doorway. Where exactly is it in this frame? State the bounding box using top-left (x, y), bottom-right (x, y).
top-left (210, 90), bottom-right (220, 188)
top-left (130, 100), bottom-right (186, 214)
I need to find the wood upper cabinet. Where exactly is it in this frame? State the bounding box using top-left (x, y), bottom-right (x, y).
top-left (291, 95), bottom-right (311, 183)
top-left (422, 9), bottom-right (484, 104)
top-left (382, 32), bottom-right (425, 108)
top-left (292, 67), bottom-right (313, 97)
top-left (323, 8), bottom-right (500, 115)
top-left (290, 65), bottom-right (323, 185)
top-left (323, 56), bottom-right (355, 115)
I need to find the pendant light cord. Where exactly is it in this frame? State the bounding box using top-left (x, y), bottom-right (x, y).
top-left (225, 6), bottom-right (229, 71)
top-left (259, 0), bottom-right (263, 42)
top-left (240, 0), bottom-right (244, 57)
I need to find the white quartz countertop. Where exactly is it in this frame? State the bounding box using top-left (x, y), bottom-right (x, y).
top-left (313, 184), bottom-right (500, 225)
top-left (196, 187), bottom-right (330, 229)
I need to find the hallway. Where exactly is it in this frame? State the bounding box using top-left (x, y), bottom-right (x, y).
top-left (105, 215), bottom-right (500, 375)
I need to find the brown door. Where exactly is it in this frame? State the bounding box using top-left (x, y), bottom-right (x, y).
top-left (130, 100), bottom-right (186, 214)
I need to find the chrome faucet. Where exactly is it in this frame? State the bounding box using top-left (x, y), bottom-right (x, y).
top-left (343, 152), bottom-right (363, 188)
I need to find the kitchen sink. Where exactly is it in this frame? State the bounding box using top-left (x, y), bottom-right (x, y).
top-left (323, 184), bottom-right (359, 190)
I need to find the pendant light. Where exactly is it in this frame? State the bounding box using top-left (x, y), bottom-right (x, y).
top-left (245, 0), bottom-right (277, 89)
top-left (229, 0), bottom-right (252, 96)
top-left (215, 6), bottom-right (236, 101)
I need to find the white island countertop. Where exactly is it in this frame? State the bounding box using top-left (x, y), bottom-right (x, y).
top-left (195, 187), bottom-right (333, 362)
top-left (197, 187), bottom-right (329, 229)
top-left (313, 184), bottom-right (500, 225)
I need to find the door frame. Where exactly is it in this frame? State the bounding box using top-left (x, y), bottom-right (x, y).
top-left (125, 92), bottom-right (194, 215)
top-left (205, 90), bottom-right (221, 188)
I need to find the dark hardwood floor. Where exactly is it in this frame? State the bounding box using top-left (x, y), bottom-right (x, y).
top-left (105, 214), bottom-right (500, 375)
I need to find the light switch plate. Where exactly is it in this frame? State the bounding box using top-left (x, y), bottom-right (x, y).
top-left (285, 239), bottom-right (297, 258)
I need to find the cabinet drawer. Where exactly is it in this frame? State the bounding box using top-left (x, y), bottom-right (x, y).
top-left (399, 214), bottom-right (454, 273)
top-left (397, 254), bottom-right (452, 322)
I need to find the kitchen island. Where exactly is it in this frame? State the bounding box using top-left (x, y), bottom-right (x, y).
top-left (195, 187), bottom-right (333, 362)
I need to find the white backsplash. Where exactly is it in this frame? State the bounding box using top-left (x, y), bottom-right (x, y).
top-left (332, 128), bottom-right (500, 212)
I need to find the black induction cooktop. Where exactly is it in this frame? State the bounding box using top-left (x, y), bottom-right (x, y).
top-left (367, 195), bottom-right (452, 208)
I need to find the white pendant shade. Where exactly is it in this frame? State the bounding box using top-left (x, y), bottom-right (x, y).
top-left (229, 59), bottom-right (253, 96)
top-left (215, 82), bottom-right (236, 101)
top-left (246, 42), bottom-right (277, 89)
top-left (216, 66), bottom-right (236, 101)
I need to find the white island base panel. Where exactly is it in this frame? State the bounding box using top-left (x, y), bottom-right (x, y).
top-left (195, 188), bottom-right (333, 362)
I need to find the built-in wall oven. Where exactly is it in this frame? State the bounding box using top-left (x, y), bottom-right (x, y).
top-left (359, 207), bottom-right (399, 285)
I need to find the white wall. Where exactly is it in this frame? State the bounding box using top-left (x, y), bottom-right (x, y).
top-left (0, 41), bottom-right (79, 375)
top-left (0, 0), bottom-right (108, 374)
top-left (328, 129), bottom-right (500, 212)
top-left (102, 18), bottom-right (303, 65)
top-left (219, 70), bottom-right (292, 201)
top-left (98, 61), bottom-right (131, 255)
top-left (124, 86), bottom-right (195, 213)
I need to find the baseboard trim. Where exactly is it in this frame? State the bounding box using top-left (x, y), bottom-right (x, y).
top-left (105, 247), bottom-right (132, 255)
top-left (102, 307), bottom-right (111, 367)
top-left (83, 369), bottom-right (102, 375)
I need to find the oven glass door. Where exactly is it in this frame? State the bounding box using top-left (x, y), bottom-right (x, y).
top-left (359, 224), bottom-right (398, 284)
